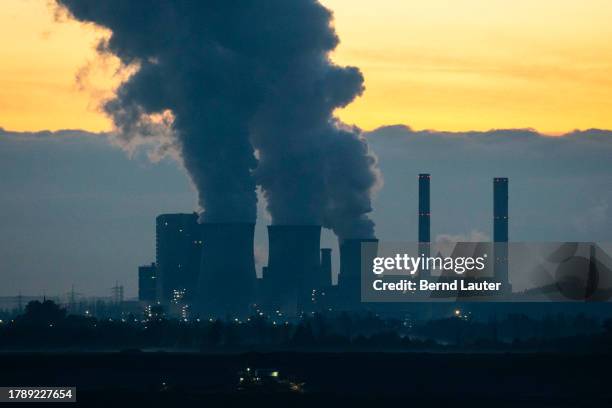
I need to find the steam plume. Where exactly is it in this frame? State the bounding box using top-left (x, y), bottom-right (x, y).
top-left (58, 0), bottom-right (379, 236)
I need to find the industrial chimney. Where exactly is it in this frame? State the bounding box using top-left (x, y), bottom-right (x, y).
top-left (493, 177), bottom-right (510, 293)
top-left (418, 174), bottom-right (431, 278)
top-left (264, 225), bottom-right (322, 315)
top-left (418, 174), bottom-right (431, 243)
top-left (198, 223), bottom-right (257, 317)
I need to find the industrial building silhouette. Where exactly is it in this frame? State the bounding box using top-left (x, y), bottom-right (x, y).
top-left (139, 176), bottom-right (511, 317)
top-left (494, 177), bottom-right (511, 294)
top-left (418, 173), bottom-right (431, 279)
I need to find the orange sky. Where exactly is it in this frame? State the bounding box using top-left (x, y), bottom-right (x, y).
top-left (1, 0), bottom-right (612, 134)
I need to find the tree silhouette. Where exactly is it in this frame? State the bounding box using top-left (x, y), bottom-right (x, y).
top-left (17, 300), bottom-right (66, 327)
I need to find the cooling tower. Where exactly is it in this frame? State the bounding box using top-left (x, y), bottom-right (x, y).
top-left (337, 238), bottom-right (379, 310)
top-left (197, 222), bottom-right (257, 318)
top-left (264, 225), bottom-right (322, 314)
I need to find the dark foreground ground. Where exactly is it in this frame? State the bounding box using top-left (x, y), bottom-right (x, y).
top-left (0, 351), bottom-right (610, 407)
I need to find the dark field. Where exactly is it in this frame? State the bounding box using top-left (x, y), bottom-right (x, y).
top-left (0, 351), bottom-right (610, 407)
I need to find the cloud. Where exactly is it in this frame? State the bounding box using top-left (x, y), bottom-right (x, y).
top-left (0, 127), bottom-right (102, 140)
top-left (0, 126), bottom-right (195, 297)
top-left (1, 123), bottom-right (611, 295)
top-left (572, 200), bottom-right (610, 234)
top-left (56, 0), bottom-right (380, 235)
top-left (365, 126), bottom-right (612, 242)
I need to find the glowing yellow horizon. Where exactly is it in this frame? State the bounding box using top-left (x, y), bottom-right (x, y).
top-left (1, 0), bottom-right (612, 134)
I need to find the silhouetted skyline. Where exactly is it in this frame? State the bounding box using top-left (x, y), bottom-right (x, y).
top-left (1, 127), bottom-right (612, 297)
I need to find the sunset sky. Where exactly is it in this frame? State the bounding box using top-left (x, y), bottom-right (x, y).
top-left (1, 0), bottom-right (612, 134)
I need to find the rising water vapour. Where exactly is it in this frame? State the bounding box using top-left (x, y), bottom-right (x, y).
top-left (249, 6), bottom-right (380, 239)
top-left (57, 0), bottom-right (380, 237)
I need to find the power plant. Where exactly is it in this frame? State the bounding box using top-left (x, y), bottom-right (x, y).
top-left (198, 222), bottom-right (257, 317)
top-left (139, 176), bottom-right (511, 317)
top-left (262, 225), bottom-right (322, 314)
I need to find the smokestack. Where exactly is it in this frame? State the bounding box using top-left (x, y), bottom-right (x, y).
top-left (418, 174), bottom-right (431, 243)
top-left (337, 238), bottom-right (379, 310)
top-left (320, 248), bottom-right (332, 288)
top-left (418, 174), bottom-right (431, 278)
top-left (493, 178), bottom-right (508, 243)
top-left (264, 225), bottom-right (322, 314)
top-left (493, 178), bottom-right (510, 292)
top-left (198, 223), bottom-right (256, 317)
